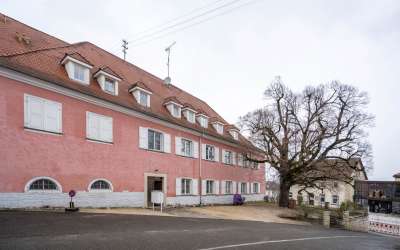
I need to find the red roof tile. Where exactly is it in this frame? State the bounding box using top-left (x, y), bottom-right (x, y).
top-left (61, 52), bottom-right (93, 67)
top-left (129, 81), bottom-right (153, 93)
top-left (94, 66), bottom-right (122, 80)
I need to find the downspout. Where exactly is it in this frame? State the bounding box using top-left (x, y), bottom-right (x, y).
top-left (199, 131), bottom-right (203, 206)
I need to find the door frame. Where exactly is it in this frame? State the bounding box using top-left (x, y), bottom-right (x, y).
top-left (144, 172), bottom-right (167, 208)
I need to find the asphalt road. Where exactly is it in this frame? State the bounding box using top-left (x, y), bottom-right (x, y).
top-left (0, 211), bottom-right (398, 250)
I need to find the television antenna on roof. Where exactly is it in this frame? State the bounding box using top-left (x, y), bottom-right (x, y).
top-left (164, 41), bottom-right (176, 84)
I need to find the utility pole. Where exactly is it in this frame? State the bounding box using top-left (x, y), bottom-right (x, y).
top-left (122, 39), bottom-right (128, 61)
top-left (164, 41), bottom-right (176, 84)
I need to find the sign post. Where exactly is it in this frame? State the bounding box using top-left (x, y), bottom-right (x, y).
top-left (65, 190), bottom-right (79, 212)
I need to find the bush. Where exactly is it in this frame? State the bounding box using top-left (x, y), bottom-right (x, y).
top-left (339, 201), bottom-right (356, 213)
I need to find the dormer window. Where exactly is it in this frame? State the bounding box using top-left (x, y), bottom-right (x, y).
top-left (211, 121), bottom-right (224, 135)
top-left (61, 53), bottom-right (93, 85)
top-left (129, 82), bottom-right (152, 108)
top-left (196, 113), bottom-right (209, 128)
top-left (164, 97), bottom-right (183, 119)
top-left (182, 105), bottom-right (197, 124)
top-left (93, 68), bottom-right (121, 96)
top-left (229, 128), bottom-right (240, 140)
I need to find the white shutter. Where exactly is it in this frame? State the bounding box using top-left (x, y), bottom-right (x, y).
top-left (193, 141), bottom-right (199, 158)
top-left (192, 179), bottom-right (198, 195)
top-left (100, 116), bottom-right (113, 142)
top-left (215, 180), bottom-right (220, 195)
top-left (146, 94), bottom-right (151, 107)
top-left (139, 127), bottom-right (148, 149)
top-left (115, 81), bottom-right (119, 95)
top-left (163, 133), bottom-right (171, 153)
top-left (221, 149), bottom-right (226, 163)
top-left (247, 182), bottom-right (251, 194)
top-left (201, 144), bottom-right (207, 160)
top-left (237, 182), bottom-right (241, 194)
top-left (215, 147), bottom-right (219, 162)
top-left (250, 183), bottom-right (254, 194)
top-left (25, 95), bottom-right (44, 130)
top-left (175, 178), bottom-right (181, 196)
top-left (232, 181), bottom-right (237, 194)
top-left (232, 152), bottom-right (237, 165)
top-left (175, 137), bottom-right (182, 155)
top-left (43, 100), bottom-right (61, 133)
top-left (201, 180), bottom-right (207, 195)
top-left (220, 181), bottom-right (226, 195)
top-left (86, 112), bottom-right (98, 139)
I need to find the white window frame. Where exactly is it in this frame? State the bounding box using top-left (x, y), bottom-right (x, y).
top-left (148, 129), bottom-right (164, 152)
top-left (205, 145), bottom-right (215, 161)
top-left (24, 94), bottom-right (62, 134)
top-left (332, 195), bottom-right (339, 205)
top-left (73, 63), bottom-right (86, 82)
top-left (187, 110), bottom-right (195, 123)
top-left (24, 176), bottom-right (62, 193)
top-left (181, 178), bottom-right (192, 195)
top-left (206, 180), bottom-right (214, 195)
top-left (224, 150), bottom-right (233, 165)
top-left (88, 178), bottom-right (113, 192)
top-left (198, 116), bottom-right (208, 128)
top-left (172, 104), bottom-right (181, 118)
top-left (181, 138), bottom-right (193, 157)
top-left (320, 194), bottom-right (325, 204)
top-left (104, 78), bottom-right (116, 95)
top-left (139, 91), bottom-right (149, 107)
top-left (225, 181), bottom-right (233, 194)
top-left (241, 182), bottom-right (247, 194)
top-left (252, 183), bottom-right (259, 194)
top-left (86, 111), bottom-right (113, 143)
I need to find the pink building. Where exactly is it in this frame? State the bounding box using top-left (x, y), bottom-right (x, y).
top-left (0, 14), bottom-right (265, 208)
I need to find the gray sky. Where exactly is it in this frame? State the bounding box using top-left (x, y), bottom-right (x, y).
top-left (2, 0), bottom-right (399, 180)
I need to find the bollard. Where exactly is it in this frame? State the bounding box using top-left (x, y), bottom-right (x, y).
top-left (343, 211), bottom-right (350, 230)
top-left (323, 210), bottom-right (331, 228)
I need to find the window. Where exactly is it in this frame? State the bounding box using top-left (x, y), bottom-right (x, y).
top-left (73, 63), bottom-right (86, 82)
top-left (198, 116), bottom-right (208, 128)
top-left (289, 192), bottom-right (293, 199)
top-left (148, 129), bottom-right (163, 151)
top-left (238, 154), bottom-right (244, 166)
top-left (29, 178), bottom-right (58, 191)
top-left (173, 105), bottom-right (181, 118)
top-left (181, 139), bottom-right (193, 157)
top-left (104, 79), bottom-right (116, 95)
top-left (90, 180), bottom-right (111, 191)
top-left (205, 145), bottom-right (215, 161)
top-left (24, 94), bottom-right (62, 133)
top-left (252, 183), bottom-right (259, 193)
top-left (181, 178), bottom-right (192, 195)
top-left (320, 194), bottom-right (325, 203)
top-left (241, 183), bottom-right (247, 194)
top-left (333, 181), bottom-right (338, 188)
top-left (231, 131), bottom-right (239, 140)
top-left (320, 182), bottom-right (326, 188)
top-left (186, 111), bottom-right (195, 123)
top-left (224, 150), bottom-right (233, 165)
top-left (139, 91), bottom-right (149, 107)
top-left (308, 194), bottom-right (315, 206)
top-left (206, 180), bottom-right (214, 194)
top-left (225, 181), bottom-right (233, 194)
top-left (332, 195), bottom-right (339, 205)
top-left (86, 112), bottom-right (113, 143)
top-left (215, 123), bottom-right (223, 134)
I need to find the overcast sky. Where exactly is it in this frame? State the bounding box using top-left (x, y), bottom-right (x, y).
top-left (2, 0), bottom-right (399, 180)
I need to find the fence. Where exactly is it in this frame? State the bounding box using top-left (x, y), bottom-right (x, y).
top-left (368, 213), bottom-right (400, 236)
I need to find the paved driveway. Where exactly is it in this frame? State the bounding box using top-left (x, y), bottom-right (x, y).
top-left (0, 211), bottom-right (398, 250)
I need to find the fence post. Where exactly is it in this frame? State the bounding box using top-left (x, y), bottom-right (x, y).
top-left (323, 210), bottom-right (331, 228)
top-left (343, 211), bottom-right (350, 230)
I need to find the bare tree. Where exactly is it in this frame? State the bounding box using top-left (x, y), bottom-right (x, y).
top-left (240, 78), bottom-right (374, 207)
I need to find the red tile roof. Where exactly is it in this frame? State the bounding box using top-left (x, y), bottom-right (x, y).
top-left (94, 66), bottom-right (122, 80)
top-left (129, 81), bottom-right (152, 93)
top-left (0, 13), bottom-right (259, 151)
top-left (61, 52), bottom-right (93, 67)
top-left (163, 96), bottom-right (183, 106)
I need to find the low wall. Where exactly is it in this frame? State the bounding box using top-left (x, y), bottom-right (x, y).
top-left (369, 213), bottom-right (400, 236)
top-left (0, 192), bottom-right (264, 208)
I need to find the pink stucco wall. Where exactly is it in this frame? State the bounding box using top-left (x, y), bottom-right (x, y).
top-left (0, 75), bottom-right (265, 196)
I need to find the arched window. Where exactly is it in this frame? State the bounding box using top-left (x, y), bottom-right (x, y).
top-left (89, 179), bottom-right (113, 192)
top-left (25, 177), bottom-right (62, 192)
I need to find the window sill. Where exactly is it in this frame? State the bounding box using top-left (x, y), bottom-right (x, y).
top-left (86, 138), bottom-right (114, 145)
top-left (142, 148), bottom-right (168, 154)
top-left (70, 78), bottom-right (90, 85)
top-left (25, 190), bottom-right (62, 193)
top-left (24, 127), bottom-right (63, 136)
top-left (88, 189), bottom-right (113, 193)
top-left (204, 159), bottom-right (218, 163)
top-left (177, 194), bottom-right (197, 196)
top-left (176, 154), bottom-right (196, 159)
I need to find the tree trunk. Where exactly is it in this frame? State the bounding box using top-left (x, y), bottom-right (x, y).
top-left (278, 180), bottom-right (290, 207)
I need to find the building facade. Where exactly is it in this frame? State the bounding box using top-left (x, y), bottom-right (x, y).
top-left (289, 159), bottom-right (367, 208)
top-left (0, 14), bottom-right (265, 208)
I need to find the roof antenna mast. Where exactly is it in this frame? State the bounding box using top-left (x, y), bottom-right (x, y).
top-left (164, 41), bottom-right (176, 85)
top-left (122, 39), bottom-right (129, 61)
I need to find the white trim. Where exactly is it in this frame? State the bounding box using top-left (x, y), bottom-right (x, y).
top-left (196, 113), bottom-right (209, 118)
top-left (144, 173), bottom-right (167, 208)
top-left (24, 176), bottom-right (62, 193)
top-left (60, 56), bottom-right (93, 69)
top-left (88, 178), bottom-right (114, 192)
top-left (182, 107), bottom-right (197, 113)
top-left (164, 100), bottom-right (183, 108)
top-left (129, 86), bottom-right (152, 95)
top-left (0, 66), bottom-right (244, 149)
top-left (93, 70), bottom-right (121, 82)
